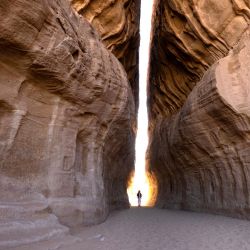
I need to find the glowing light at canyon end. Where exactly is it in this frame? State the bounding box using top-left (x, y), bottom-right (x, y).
top-left (127, 0), bottom-right (155, 206)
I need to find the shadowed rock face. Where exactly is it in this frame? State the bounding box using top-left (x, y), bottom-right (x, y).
top-left (148, 0), bottom-right (250, 218)
top-left (70, 0), bottom-right (141, 112)
top-left (149, 0), bottom-right (250, 120)
top-left (0, 0), bottom-right (136, 246)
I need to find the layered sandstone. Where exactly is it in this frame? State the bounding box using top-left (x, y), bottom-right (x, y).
top-left (149, 0), bottom-right (250, 120)
top-left (148, 0), bottom-right (250, 218)
top-left (0, 0), bottom-right (135, 247)
top-left (70, 0), bottom-right (141, 111)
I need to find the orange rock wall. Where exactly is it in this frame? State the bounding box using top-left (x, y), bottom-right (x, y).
top-left (148, 0), bottom-right (250, 218)
top-left (149, 0), bottom-right (250, 120)
top-left (0, 0), bottom-right (136, 235)
top-left (70, 0), bottom-right (141, 111)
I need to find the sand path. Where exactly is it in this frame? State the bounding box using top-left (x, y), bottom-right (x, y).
top-left (11, 208), bottom-right (250, 250)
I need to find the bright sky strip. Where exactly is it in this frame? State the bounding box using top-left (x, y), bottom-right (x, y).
top-left (127, 0), bottom-right (154, 206)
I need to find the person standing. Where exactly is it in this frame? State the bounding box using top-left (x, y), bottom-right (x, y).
top-left (137, 190), bottom-right (142, 207)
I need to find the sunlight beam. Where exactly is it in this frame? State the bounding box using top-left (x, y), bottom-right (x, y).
top-left (127, 0), bottom-right (155, 207)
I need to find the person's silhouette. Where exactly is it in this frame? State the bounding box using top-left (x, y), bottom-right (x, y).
top-left (137, 190), bottom-right (142, 207)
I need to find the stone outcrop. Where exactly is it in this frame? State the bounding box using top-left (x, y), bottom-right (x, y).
top-left (70, 0), bottom-right (141, 111)
top-left (148, 0), bottom-right (250, 218)
top-left (149, 0), bottom-right (250, 120)
top-left (0, 0), bottom-right (136, 247)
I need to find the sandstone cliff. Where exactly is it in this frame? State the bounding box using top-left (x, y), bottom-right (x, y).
top-left (0, 0), bottom-right (136, 247)
top-left (149, 0), bottom-right (250, 120)
top-left (148, 0), bottom-right (250, 218)
top-left (70, 0), bottom-right (141, 111)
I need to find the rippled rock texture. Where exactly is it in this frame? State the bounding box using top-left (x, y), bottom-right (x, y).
top-left (149, 0), bottom-right (250, 218)
top-left (70, 0), bottom-right (141, 111)
top-left (149, 0), bottom-right (250, 119)
top-left (0, 0), bottom-right (135, 247)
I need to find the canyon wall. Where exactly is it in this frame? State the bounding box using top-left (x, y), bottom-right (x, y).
top-left (0, 0), bottom-right (137, 247)
top-left (70, 0), bottom-right (141, 111)
top-left (148, 0), bottom-right (250, 218)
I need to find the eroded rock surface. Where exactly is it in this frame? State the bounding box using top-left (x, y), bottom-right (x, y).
top-left (148, 0), bottom-right (250, 218)
top-left (149, 0), bottom-right (250, 119)
top-left (150, 32), bottom-right (250, 216)
top-left (0, 0), bottom-right (135, 247)
top-left (70, 0), bottom-right (141, 111)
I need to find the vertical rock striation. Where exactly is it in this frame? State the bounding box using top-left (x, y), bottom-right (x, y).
top-left (0, 0), bottom-right (136, 247)
top-left (70, 0), bottom-right (141, 111)
top-left (148, 0), bottom-right (250, 218)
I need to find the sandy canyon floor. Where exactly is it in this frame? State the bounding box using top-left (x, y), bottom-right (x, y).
top-left (10, 208), bottom-right (250, 250)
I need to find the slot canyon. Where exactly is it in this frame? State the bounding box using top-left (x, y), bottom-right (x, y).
top-left (0, 0), bottom-right (250, 249)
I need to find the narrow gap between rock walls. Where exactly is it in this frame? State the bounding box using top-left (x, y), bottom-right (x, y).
top-left (127, 0), bottom-right (157, 207)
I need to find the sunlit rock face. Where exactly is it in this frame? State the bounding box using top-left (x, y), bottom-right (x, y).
top-left (0, 0), bottom-right (135, 246)
top-left (148, 0), bottom-right (250, 218)
top-left (70, 0), bottom-right (141, 111)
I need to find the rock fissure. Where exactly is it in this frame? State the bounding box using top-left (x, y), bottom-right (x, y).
top-left (1, 0), bottom-right (250, 248)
